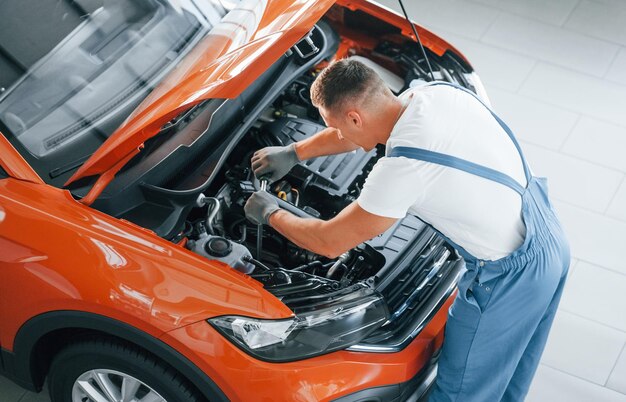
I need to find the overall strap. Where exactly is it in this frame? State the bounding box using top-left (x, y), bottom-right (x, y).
top-left (423, 81), bottom-right (532, 185)
top-left (389, 146), bottom-right (526, 195)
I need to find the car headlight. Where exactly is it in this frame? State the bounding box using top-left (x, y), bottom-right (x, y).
top-left (208, 291), bottom-right (389, 362)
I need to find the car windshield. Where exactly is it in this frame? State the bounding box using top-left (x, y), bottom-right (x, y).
top-left (0, 0), bottom-right (238, 186)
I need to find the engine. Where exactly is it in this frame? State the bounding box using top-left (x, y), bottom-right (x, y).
top-left (183, 112), bottom-right (387, 296)
top-left (168, 30), bottom-right (429, 291)
top-left (176, 31), bottom-right (469, 311)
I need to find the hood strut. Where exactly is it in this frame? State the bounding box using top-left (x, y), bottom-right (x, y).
top-left (397, 0), bottom-right (435, 81)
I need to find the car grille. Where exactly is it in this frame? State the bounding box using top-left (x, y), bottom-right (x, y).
top-left (351, 216), bottom-right (464, 352)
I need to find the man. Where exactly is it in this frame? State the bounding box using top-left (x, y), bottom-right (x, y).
top-left (244, 59), bottom-right (570, 401)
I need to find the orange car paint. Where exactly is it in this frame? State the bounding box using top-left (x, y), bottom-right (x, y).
top-left (0, 135), bottom-right (44, 185)
top-left (65, 0), bottom-right (339, 202)
top-left (65, 0), bottom-right (469, 206)
top-left (0, 176), bottom-right (293, 351)
top-left (160, 294), bottom-right (454, 402)
top-left (0, 0), bottom-right (468, 400)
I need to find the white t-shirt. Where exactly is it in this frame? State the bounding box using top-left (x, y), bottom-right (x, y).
top-left (357, 84), bottom-right (527, 261)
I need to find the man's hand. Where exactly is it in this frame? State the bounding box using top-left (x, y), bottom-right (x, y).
top-left (244, 191), bottom-right (281, 225)
top-left (251, 144), bottom-right (300, 183)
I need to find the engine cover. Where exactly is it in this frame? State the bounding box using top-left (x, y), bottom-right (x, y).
top-left (262, 118), bottom-right (377, 196)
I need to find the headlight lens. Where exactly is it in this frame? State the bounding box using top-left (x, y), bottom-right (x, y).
top-left (209, 291), bottom-right (388, 362)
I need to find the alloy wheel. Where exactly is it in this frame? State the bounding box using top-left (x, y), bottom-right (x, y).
top-left (72, 369), bottom-right (166, 402)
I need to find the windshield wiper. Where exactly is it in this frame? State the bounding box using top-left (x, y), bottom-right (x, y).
top-left (49, 154), bottom-right (91, 179)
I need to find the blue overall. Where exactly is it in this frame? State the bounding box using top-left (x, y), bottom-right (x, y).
top-left (388, 82), bottom-right (571, 402)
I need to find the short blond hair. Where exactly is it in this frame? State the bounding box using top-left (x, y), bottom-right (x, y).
top-left (310, 59), bottom-right (387, 112)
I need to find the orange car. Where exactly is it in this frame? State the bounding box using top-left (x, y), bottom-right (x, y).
top-left (0, 1), bottom-right (488, 401)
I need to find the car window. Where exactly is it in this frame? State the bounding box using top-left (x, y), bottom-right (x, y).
top-left (0, 0), bottom-right (237, 187)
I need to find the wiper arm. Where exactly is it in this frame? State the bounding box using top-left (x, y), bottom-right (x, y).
top-left (49, 154), bottom-right (91, 179)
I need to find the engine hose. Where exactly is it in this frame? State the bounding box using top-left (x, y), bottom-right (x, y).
top-left (205, 197), bottom-right (221, 235)
top-left (243, 255), bottom-right (274, 271)
top-left (227, 217), bottom-right (248, 243)
top-left (316, 261), bottom-right (336, 276)
top-left (400, 54), bottom-right (429, 80)
top-left (327, 251), bottom-right (351, 279)
top-left (298, 86), bottom-right (310, 105)
top-left (441, 67), bottom-right (454, 83)
top-left (292, 260), bottom-right (324, 272)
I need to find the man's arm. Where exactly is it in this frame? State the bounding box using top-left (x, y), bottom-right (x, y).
top-left (268, 201), bottom-right (398, 258)
top-left (251, 127), bottom-right (360, 183)
top-left (294, 127), bottom-right (360, 160)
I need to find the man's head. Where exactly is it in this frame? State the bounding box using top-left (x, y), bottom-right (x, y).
top-left (310, 59), bottom-right (401, 151)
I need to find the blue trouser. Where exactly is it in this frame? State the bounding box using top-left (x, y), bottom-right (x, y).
top-left (387, 82), bottom-right (571, 401)
top-left (426, 177), bottom-right (570, 402)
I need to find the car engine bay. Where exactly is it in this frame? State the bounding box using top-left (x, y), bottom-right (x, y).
top-left (177, 32), bottom-right (466, 317)
top-left (77, 8), bottom-right (470, 340)
top-left (184, 113), bottom-right (385, 296)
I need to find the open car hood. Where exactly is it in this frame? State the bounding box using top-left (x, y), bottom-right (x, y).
top-left (65, 0), bottom-right (466, 205)
top-left (65, 0), bottom-right (336, 201)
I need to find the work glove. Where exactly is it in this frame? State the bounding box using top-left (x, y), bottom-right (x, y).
top-left (244, 191), bottom-right (281, 225)
top-left (251, 144), bottom-right (300, 183)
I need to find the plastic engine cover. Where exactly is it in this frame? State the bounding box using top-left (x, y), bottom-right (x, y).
top-left (262, 118), bottom-right (377, 196)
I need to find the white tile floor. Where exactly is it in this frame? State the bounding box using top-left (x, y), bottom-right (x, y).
top-left (2, 1), bottom-right (626, 401)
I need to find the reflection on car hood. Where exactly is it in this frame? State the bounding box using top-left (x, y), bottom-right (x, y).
top-left (65, 0), bottom-right (335, 190)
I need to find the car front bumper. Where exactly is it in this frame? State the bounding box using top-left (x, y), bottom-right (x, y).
top-left (159, 291), bottom-right (455, 402)
top-left (331, 359), bottom-right (438, 402)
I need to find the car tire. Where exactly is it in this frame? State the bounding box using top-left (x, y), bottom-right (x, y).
top-left (47, 337), bottom-right (204, 402)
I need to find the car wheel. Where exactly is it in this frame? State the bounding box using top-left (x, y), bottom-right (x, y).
top-left (48, 338), bottom-right (204, 402)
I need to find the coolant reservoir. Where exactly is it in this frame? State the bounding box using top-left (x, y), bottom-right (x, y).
top-left (190, 234), bottom-right (255, 274)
